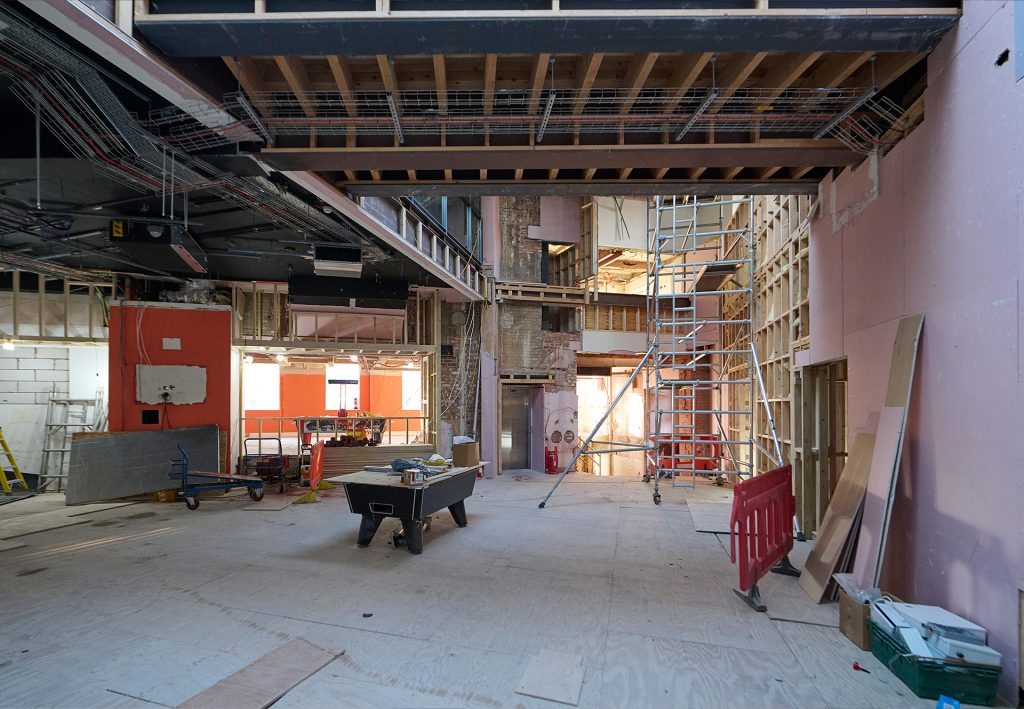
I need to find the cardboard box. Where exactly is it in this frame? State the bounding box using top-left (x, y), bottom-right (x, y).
top-left (452, 442), bottom-right (480, 468)
top-left (840, 588), bottom-right (873, 650)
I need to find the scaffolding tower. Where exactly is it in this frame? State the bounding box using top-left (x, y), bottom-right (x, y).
top-left (645, 195), bottom-right (782, 504)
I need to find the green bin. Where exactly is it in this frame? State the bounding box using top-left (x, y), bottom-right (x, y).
top-left (867, 619), bottom-right (1001, 706)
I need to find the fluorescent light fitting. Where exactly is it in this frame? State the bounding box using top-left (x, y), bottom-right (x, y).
top-left (674, 88), bottom-right (719, 142)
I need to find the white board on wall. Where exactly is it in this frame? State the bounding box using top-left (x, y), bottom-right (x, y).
top-left (69, 346), bottom-right (108, 400)
top-left (136, 365), bottom-right (207, 405)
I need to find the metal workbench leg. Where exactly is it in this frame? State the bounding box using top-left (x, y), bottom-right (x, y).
top-left (357, 514), bottom-right (383, 546)
top-left (448, 500), bottom-right (468, 527)
top-left (400, 518), bottom-right (423, 554)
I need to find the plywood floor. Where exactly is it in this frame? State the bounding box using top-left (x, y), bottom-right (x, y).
top-left (0, 474), bottom-right (942, 708)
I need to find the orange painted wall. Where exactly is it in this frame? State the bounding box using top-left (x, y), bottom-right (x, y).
top-left (109, 303), bottom-right (232, 467)
top-left (243, 369), bottom-right (421, 436)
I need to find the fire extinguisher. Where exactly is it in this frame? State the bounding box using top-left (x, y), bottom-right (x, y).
top-left (545, 447), bottom-right (559, 475)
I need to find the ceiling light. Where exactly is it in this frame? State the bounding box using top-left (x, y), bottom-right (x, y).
top-left (349, 355), bottom-right (359, 363)
top-left (404, 362), bottom-right (415, 369)
top-left (275, 354), bottom-right (286, 363)
top-left (1, 341), bottom-right (14, 351)
top-left (244, 355), bottom-right (254, 364)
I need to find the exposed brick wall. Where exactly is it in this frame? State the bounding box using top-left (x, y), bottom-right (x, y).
top-left (0, 347), bottom-right (70, 476)
top-left (499, 196), bottom-right (542, 283)
top-left (497, 303), bottom-right (545, 374)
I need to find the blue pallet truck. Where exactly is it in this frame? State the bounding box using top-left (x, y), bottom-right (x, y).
top-left (170, 444), bottom-right (264, 510)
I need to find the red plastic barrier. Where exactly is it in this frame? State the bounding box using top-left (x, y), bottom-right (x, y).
top-left (730, 465), bottom-right (794, 592)
top-left (691, 434), bottom-right (721, 472)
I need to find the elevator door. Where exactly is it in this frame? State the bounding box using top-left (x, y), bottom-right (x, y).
top-left (501, 387), bottom-right (532, 470)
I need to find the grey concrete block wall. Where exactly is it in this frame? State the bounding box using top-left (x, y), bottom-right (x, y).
top-left (0, 347), bottom-right (69, 478)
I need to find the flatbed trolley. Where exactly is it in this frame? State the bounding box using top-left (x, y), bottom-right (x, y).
top-left (242, 437), bottom-right (289, 493)
top-left (170, 445), bottom-right (264, 510)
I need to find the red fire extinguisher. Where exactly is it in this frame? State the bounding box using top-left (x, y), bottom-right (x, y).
top-left (545, 447), bottom-right (559, 475)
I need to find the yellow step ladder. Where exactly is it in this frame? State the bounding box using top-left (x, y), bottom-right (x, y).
top-left (0, 426), bottom-right (29, 495)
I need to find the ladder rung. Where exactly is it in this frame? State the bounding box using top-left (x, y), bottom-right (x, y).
top-left (665, 440), bottom-right (753, 447)
top-left (690, 289), bottom-right (751, 296)
top-left (662, 379), bottom-right (752, 386)
top-left (687, 410), bottom-right (752, 415)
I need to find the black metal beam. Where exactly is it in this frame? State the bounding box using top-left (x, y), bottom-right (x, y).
top-left (135, 14), bottom-right (958, 57)
top-left (342, 180), bottom-right (818, 197)
top-left (258, 143), bottom-right (859, 171)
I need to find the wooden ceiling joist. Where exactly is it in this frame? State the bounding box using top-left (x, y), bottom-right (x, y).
top-left (376, 54), bottom-right (402, 112)
top-left (223, 56), bottom-right (265, 101)
top-left (662, 52), bottom-right (712, 113)
top-left (483, 53), bottom-right (497, 115)
top-left (619, 52), bottom-right (660, 113)
top-left (801, 51), bottom-right (873, 89)
top-left (326, 55), bottom-right (359, 118)
top-left (432, 54), bottom-right (448, 112)
top-left (760, 52), bottom-right (823, 102)
top-left (527, 53), bottom-right (551, 115)
top-left (712, 52), bottom-right (768, 106)
top-left (274, 55), bottom-right (316, 118)
top-left (574, 53), bottom-right (603, 116)
top-left (847, 52), bottom-right (927, 92)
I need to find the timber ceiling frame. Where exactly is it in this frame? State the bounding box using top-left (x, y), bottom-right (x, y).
top-left (137, 2), bottom-right (958, 194)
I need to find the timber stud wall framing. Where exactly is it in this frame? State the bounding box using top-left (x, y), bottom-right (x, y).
top-left (722, 193), bottom-right (842, 536)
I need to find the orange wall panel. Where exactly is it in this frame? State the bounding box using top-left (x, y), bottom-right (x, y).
top-left (109, 303), bottom-right (232, 467)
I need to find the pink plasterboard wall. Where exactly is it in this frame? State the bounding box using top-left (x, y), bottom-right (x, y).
top-left (527, 197), bottom-right (580, 243)
top-left (804, 4), bottom-right (1023, 698)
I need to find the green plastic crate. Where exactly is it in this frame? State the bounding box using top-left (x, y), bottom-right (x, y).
top-left (867, 619), bottom-right (1001, 706)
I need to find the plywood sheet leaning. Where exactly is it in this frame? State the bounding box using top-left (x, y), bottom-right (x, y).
top-left (178, 638), bottom-right (340, 709)
top-left (853, 406), bottom-right (907, 590)
top-left (66, 425), bottom-right (219, 505)
top-left (853, 313), bottom-right (924, 589)
top-left (799, 433), bottom-right (876, 603)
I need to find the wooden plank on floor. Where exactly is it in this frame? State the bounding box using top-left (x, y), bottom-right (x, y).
top-left (0, 538), bottom-right (27, 552)
top-left (177, 638), bottom-right (340, 709)
top-left (515, 649), bottom-right (586, 706)
top-left (799, 433), bottom-right (876, 603)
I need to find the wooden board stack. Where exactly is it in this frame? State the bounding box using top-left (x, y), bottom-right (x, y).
top-left (799, 314), bottom-right (924, 603)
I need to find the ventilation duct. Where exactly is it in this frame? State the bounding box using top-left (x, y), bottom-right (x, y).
top-left (313, 243), bottom-right (362, 278)
top-left (108, 219), bottom-right (207, 273)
